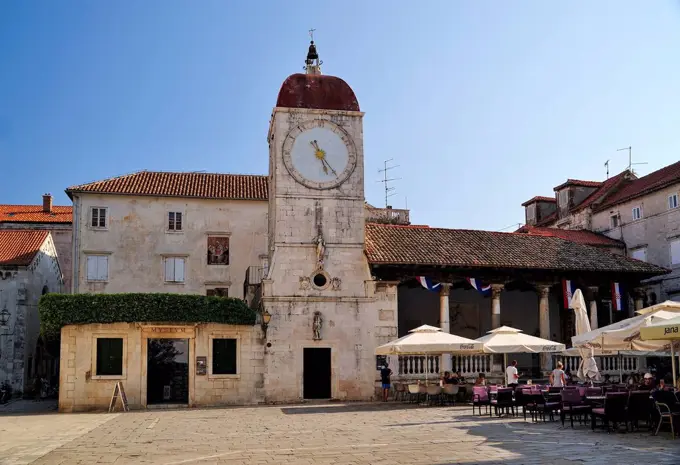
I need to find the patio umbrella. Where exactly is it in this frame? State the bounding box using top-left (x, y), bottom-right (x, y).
top-left (569, 289), bottom-right (600, 382)
top-left (475, 326), bottom-right (566, 374)
top-left (375, 325), bottom-right (483, 355)
top-left (640, 315), bottom-right (680, 385)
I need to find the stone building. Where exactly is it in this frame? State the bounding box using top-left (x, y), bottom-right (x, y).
top-left (0, 195), bottom-right (73, 292)
top-left (0, 230), bottom-right (64, 392)
top-left (521, 161), bottom-right (680, 304)
top-left (57, 41), bottom-right (667, 410)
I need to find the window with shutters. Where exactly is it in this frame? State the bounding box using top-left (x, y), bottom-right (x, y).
top-left (90, 207), bottom-right (107, 229)
top-left (630, 247), bottom-right (647, 262)
top-left (610, 214), bottom-right (619, 228)
top-left (526, 204), bottom-right (536, 223)
top-left (211, 338), bottom-right (237, 375)
top-left (670, 238), bottom-right (680, 266)
top-left (669, 194), bottom-right (679, 210)
top-left (558, 190), bottom-right (569, 207)
top-left (632, 206), bottom-right (642, 221)
top-left (164, 257), bottom-right (185, 283)
top-left (168, 212), bottom-right (183, 231)
top-left (207, 288), bottom-right (229, 297)
top-left (86, 255), bottom-right (109, 281)
top-left (95, 338), bottom-right (123, 376)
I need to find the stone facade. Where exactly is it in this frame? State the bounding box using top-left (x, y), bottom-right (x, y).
top-left (71, 194), bottom-right (268, 299)
top-left (0, 234), bottom-right (63, 392)
top-left (263, 107), bottom-right (397, 402)
top-left (592, 183), bottom-right (680, 301)
top-left (58, 322), bottom-right (262, 412)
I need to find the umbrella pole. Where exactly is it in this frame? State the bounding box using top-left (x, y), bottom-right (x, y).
top-left (671, 342), bottom-right (677, 387)
top-left (503, 353), bottom-right (507, 384)
top-left (618, 353), bottom-right (622, 383)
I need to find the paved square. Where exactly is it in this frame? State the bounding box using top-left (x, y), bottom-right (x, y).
top-left (2, 403), bottom-right (679, 464)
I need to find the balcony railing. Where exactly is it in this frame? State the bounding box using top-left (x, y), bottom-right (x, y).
top-left (365, 207), bottom-right (410, 225)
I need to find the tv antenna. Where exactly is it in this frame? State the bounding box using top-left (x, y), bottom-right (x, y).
top-left (604, 160), bottom-right (610, 179)
top-left (617, 145), bottom-right (648, 175)
top-left (377, 159), bottom-right (401, 208)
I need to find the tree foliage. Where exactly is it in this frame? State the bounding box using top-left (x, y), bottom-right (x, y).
top-left (39, 293), bottom-right (256, 337)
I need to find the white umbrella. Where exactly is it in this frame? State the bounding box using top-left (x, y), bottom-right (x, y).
top-left (640, 315), bottom-right (680, 386)
top-left (569, 289), bottom-right (600, 382)
top-left (476, 326), bottom-right (566, 354)
top-left (375, 325), bottom-right (483, 355)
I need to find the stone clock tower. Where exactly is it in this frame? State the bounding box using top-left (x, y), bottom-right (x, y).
top-left (261, 41), bottom-right (397, 402)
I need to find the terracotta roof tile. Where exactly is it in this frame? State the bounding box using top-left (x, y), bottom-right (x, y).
top-left (515, 225), bottom-right (624, 248)
top-left (66, 171), bottom-right (268, 200)
top-left (0, 230), bottom-right (49, 266)
top-left (571, 170), bottom-right (632, 212)
top-left (364, 223), bottom-right (665, 275)
top-left (521, 196), bottom-right (556, 207)
top-left (596, 161), bottom-right (680, 211)
top-left (554, 179), bottom-right (603, 191)
top-left (0, 205), bottom-right (72, 224)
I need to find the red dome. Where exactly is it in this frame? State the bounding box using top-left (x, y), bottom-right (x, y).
top-left (276, 73), bottom-right (360, 112)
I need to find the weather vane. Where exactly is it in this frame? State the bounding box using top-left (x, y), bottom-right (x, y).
top-left (309, 28), bottom-right (316, 41)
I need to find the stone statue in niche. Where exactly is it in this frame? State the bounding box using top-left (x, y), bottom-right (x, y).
top-left (315, 235), bottom-right (326, 269)
top-left (299, 276), bottom-right (311, 290)
top-left (313, 311), bottom-right (322, 340)
top-left (330, 277), bottom-right (341, 291)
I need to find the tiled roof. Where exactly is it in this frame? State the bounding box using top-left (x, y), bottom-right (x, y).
top-left (554, 179), bottom-right (602, 191)
top-left (521, 196), bottom-right (556, 207)
top-left (364, 223), bottom-right (666, 274)
top-left (66, 171), bottom-right (269, 200)
top-left (572, 170), bottom-right (632, 212)
top-left (515, 225), bottom-right (624, 248)
top-left (596, 161), bottom-right (680, 211)
top-left (0, 205), bottom-right (72, 224)
top-left (0, 230), bottom-right (49, 266)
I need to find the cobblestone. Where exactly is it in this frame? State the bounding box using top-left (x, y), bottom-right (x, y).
top-left (1, 403), bottom-right (679, 464)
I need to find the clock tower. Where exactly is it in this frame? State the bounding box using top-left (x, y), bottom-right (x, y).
top-left (261, 40), bottom-right (395, 402)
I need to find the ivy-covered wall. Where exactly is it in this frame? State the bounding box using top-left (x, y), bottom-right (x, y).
top-left (39, 293), bottom-right (256, 337)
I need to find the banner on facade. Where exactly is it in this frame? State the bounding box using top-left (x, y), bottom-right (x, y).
top-left (466, 278), bottom-right (491, 296)
top-left (417, 276), bottom-right (441, 292)
top-left (562, 279), bottom-right (577, 307)
top-left (611, 282), bottom-right (626, 312)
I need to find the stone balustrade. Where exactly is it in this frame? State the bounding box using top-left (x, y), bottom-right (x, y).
top-left (556, 354), bottom-right (641, 377)
top-left (395, 354), bottom-right (493, 379)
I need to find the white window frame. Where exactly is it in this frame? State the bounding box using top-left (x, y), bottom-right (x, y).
top-left (526, 204), bottom-right (536, 222)
top-left (630, 247), bottom-right (647, 262)
top-left (669, 194), bottom-right (679, 210)
top-left (632, 206), bottom-right (642, 221)
top-left (167, 211), bottom-right (183, 232)
top-left (558, 190), bottom-right (569, 207)
top-left (164, 256), bottom-right (186, 283)
top-left (91, 334), bottom-right (127, 380)
top-left (90, 207), bottom-right (108, 229)
top-left (610, 214), bottom-right (619, 228)
top-left (208, 334), bottom-right (240, 379)
top-left (85, 254), bottom-right (109, 282)
top-left (670, 238), bottom-right (680, 266)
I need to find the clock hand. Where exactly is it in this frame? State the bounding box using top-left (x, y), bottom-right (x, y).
top-left (322, 158), bottom-right (338, 176)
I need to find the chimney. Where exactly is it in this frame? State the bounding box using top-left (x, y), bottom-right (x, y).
top-left (42, 193), bottom-right (52, 213)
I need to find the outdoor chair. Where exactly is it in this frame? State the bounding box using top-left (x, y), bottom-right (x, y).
top-left (472, 386), bottom-right (490, 416)
top-left (548, 386), bottom-right (563, 394)
top-left (654, 401), bottom-right (680, 439)
top-left (654, 390), bottom-right (680, 413)
top-left (591, 392), bottom-right (628, 432)
top-left (426, 385), bottom-right (443, 406)
top-left (394, 383), bottom-right (407, 402)
top-left (490, 387), bottom-right (515, 417)
top-left (534, 391), bottom-right (561, 422)
top-left (625, 390), bottom-right (652, 431)
top-left (560, 388), bottom-right (591, 428)
top-left (442, 384), bottom-right (459, 405)
top-left (407, 384), bottom-right (421, 403)
top-left (585, 387), bottom-right (603, 397)
top-left (514, 388), bottom-right (535, 421)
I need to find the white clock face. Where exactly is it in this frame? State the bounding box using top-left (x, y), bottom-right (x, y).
top-left (282, 120), bottom-right (357, 189)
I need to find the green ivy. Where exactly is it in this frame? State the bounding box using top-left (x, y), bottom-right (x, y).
top-left (39, 293), bottom-right (256, 337)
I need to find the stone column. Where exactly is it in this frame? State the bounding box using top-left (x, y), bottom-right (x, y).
top-left (439, 283), bottom-right (452, 372)
top-left (491, 284), bottom-right (504, 329)
top-left (588, 286), bottom-right (599, 330)
top-left (537, 285), bottom-right (552, 373)
top-left (633, 288), bottom-right (645, 313)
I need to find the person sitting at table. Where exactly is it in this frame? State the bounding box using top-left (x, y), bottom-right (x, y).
top-left (474, 373), bottom-right (487, 386)
top-left (628, 373), bottom-right (640, 387)
top-left (440, 371), bottom-right (455, 385)
top-left (454, 371), bottom-right (463, 385)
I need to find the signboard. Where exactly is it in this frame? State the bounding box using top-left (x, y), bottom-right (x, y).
top-left (196, 356), bottom-right (207, 376)
top-left (108, 382), bottom-right (129, 413)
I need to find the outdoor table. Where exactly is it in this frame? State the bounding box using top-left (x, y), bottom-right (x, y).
top-left (585, 395), bottom-right (606, 406)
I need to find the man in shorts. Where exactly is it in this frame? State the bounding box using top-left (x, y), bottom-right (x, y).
top-left (380, 363), bottom-right (393, 402)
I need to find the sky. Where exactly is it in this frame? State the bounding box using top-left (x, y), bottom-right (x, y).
top-left (2, 1), bottom-right (680, 231)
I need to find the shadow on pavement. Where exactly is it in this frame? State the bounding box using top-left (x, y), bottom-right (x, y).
top-left (280, 402), bottom-right (425, 415)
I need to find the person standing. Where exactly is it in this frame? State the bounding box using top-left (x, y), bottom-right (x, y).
top-left (380, 363), bottom-right (392, 402)
top-left (550, 361), bottom-right (566, 388)
top-left (506, 360), bottom-right (519, 388)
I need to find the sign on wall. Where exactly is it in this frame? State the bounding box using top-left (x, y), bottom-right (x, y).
top-left (196, 356), bottom-right (207, 376)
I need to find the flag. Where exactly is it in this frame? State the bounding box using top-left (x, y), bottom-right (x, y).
top-left (417, 276), bottom-right (441, 292)
top-left (611, 282), bottom-right (625, 312)
top-left (562, 279), bottom-right (577, 307)
top-left (466, 278), bottom-right (491, 296)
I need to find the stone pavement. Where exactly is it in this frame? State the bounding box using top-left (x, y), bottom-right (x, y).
top-left (1, 402), bottom-right (679, 465)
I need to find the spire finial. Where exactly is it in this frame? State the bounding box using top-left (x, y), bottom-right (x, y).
top-left (305, 29), bottom-right (322, 75)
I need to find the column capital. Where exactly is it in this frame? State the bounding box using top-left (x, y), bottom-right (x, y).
top-left (632, 287), bottom-right (646, 298)
top-left (491, 283), bottom-right (504, 298)
top-left (439, 283), bottom-right (452, 296)
top-left (536, 285), bottom-right (551, 299)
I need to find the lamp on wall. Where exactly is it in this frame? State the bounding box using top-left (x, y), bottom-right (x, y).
top-left (261, 309), bottom-right (272, 339)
